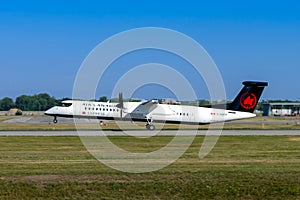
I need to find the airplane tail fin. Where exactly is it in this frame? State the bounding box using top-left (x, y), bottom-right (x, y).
top-left (228, 81), bottom-right (268, 113)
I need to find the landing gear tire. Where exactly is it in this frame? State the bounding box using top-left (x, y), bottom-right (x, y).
top-left (53, 117), bottom-right (58, 124)
top-left (146, 124), bottom-right (155, 131)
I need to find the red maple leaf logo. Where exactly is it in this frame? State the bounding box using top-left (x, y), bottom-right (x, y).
top-left (243, 96), bottom-right (255, 106)
top-left (240, 93), bottom-right (257, 110)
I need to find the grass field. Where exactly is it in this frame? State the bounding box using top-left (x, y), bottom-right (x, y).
top-left (0, 135), bottom-right (300, 199)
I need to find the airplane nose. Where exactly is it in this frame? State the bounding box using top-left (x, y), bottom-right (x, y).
top-left (44, 108), bottom-right (51, 115)
top-left (45, 107), bottom-right (56, 115)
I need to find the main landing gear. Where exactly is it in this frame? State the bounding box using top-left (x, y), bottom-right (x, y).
top-left (146, 117), bottom-right (155, 130)
top-left (146, 124), bottom-right (155, 130)
top-left (53, 116), bottom-right (58, 124)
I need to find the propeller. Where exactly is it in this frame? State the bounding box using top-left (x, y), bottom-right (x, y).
top-left (116, 92), bottom-right (124, 119)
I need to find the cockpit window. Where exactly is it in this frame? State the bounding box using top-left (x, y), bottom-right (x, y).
top-left (61, 103), bottom-right (72, 107)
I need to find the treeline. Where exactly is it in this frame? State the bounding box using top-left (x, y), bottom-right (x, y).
top-left (0, 94), bottom-right (60, 111)
top-left (0, 94), bottom-right (110, 111)
top-left (1, 93), bottom-right (298, 112)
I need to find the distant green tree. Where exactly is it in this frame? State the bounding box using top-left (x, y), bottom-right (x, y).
top-left (128, 98), bottom-right (141, 102)
top-left (15, 95), bottom-right (31, 111)
top-left (99, 96), bottom-right (108, 102)
top-left (15, 109), bottom-right (22, 115)
top-left (15, 93), bottom-right (57, 111)
top-left (198, 100), bottom-right (211, 106)
top-left (256, 101), bottom-right (264, 111)
top-left (35, 93), bottom-right (56, 110)
top-left (0, 97), bottom-right (15, 111)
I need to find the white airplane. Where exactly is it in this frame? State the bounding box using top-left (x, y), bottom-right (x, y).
top-left (45, 81), bottom-right (268, 130)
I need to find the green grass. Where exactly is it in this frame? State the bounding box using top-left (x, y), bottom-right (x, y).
top-left (0, 135), bottom-right (300, 199)
top-left (0, 116), bottom-right (12, 122)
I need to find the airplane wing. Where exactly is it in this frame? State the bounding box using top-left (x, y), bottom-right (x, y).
top-left (139, 99), bottom-right (159, 111)
top-left (127, 99), bottom-right (159, 119)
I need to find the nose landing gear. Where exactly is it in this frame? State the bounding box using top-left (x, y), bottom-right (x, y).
top-left (53, 117), bottom-right (58, 124)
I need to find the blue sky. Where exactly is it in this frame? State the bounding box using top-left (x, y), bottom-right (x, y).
top-left (1, 0), bottom-right (300, 101)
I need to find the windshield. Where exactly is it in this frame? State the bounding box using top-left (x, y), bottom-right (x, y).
top-left (61, 103), bottom-right (72, 107)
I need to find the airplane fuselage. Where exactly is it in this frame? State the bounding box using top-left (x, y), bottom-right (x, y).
top-left (45, 100), bottom-right (255, 125)
top-left (45, 81), bottom-right (267, 130)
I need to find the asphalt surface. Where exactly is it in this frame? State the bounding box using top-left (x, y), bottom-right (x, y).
top-left (1, 116), bottom-right (95, 124)
top-left (0, 130), bottom-right (299, 136)
top-left (1, 115), bottom-right (300, 136)
top-left (2, 115), bottom-right (300, 125)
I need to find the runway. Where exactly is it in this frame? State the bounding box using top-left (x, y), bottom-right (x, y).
top-left (0, 130), bottom-right (300, 136)
top-left (2, 116), bottom-right (300, 125)
top-left (1, 116), bottom-right (300, 136)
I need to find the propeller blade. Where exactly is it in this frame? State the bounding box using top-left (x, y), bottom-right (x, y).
top-left (117, 92), bottom-right (124, 119)
top-left (119, 92), bottom-right (124, 109)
